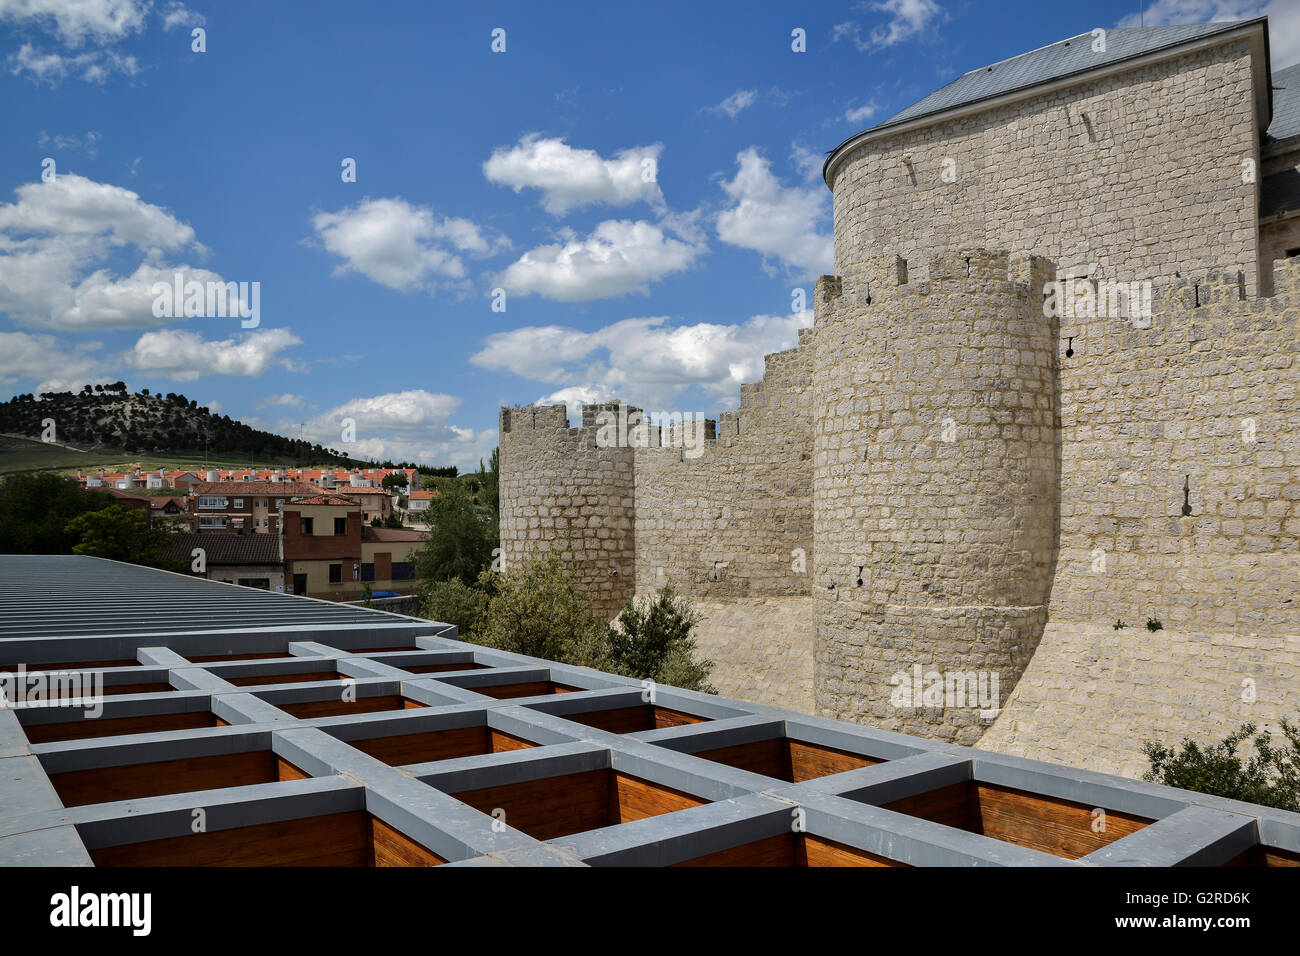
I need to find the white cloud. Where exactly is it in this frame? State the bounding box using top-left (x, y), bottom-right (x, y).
top-left (715, 148), bottom-right (833, 278)
top-left (0, 330), bottom-right (100, 392)
top-left (7, 41), bottom-right (138, 83)
top-left (259, 392), bottom-right (304, 408)
top-left (295, 389), bottom-right (496, 472)
top-left (494, 219), bottom-right (703, 302)
top-left (833, 0), bottom-right (944, 51)
top-left (37, 129), bottom-right (101, 157)
top-left (1117, 0), bottom-right (1300, 68)
top-left (159, 1), bottom-right (204, 31)
top-left (126, 328), bottom-right (301, 381)
top-left (483, 135), bottom-right (665, 215)
top-left (471, 310), bottom-right (814, 410)
top-left (0, 173), bottom-right (238, 330)
top-left (706, 89), bottom-right (758, 118)
top-left (0, 172), bottom-right (194, 247)
top-left (311, 197), bottom-right (506, 294)
top-left (845, 99), bottom-right (880, 124)
top-left (0, 0), bottom-right (150, 46)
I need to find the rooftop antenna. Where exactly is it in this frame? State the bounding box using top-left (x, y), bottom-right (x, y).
top-left (1140, 0), bottom-right (1144, 27)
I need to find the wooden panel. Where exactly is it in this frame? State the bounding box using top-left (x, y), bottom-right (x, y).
top-left (697, 738), bottom-right (788, 779)
top-left (489, 729), bottom-right (536, 752)
top-left (565, 706), bottom-right (654, 733)
top-left (50, 751), bottom-right (278, 807)
top-left (674, 833), bottom-right (797, 867)
top-left (452, 769), bottom-right (611, 841)
top-left (370, 816), bottom-right (445, 866)
top-left (277, 695), bottom-right (420, 719)
top-left (100, 682), bottom-right (173, 697)
top-left (227, 671), bottom-right (338, 687)
top-left (90, 811), bottom-right (371, 867)
top-left (653, 707), bottom-right (706, 729)
top-left (22, 710), bottom-right (215, 744)
top-left (1223, 845), bottom-right (1300, 867)
top-left (972, 782), bottom-right (1150, 860)
top-left (801, 834), bottom-right (904, 867)
top-left (882, 782), bottom-right (969, 830)
top-left (612, 771), bottom-right (706, 824)
top-left (788, 740), bottom-right (879, 782)
top-left (352, 725), bottom-right (490, 766)
top-left (277, 758), bottom-right (310, 781)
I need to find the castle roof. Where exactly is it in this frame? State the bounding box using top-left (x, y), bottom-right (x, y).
top-left (1266, 61), bottom-right (1300, 143)
top-left (825, 19), bottom-right (1270, 184)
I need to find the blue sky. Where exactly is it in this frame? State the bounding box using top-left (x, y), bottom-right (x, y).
top-left (1, 0), bottom-right (1296, 470)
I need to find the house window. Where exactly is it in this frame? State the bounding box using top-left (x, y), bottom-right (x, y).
top-left (198, 496), bottom-right (228, 509)
top-left (198, 516), bottom-right (228, 529)
top-left (392, 562), bottom-right (415, 581)
top-left (275, 499), bottom-right (284, 509)
top-left (301, 516), bottom-right (314, 535)
top-left (328, 563), bottom-right (341, 583)
top-left (334, 516), bottom-right (347, 535)
top-left (233, 498), bottom-right (244, 509)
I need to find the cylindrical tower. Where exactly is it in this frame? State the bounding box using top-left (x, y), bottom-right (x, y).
top-left (812, 249), bottom-right (1059, 744)
top-left (498, 402), bottom-right (637, 620)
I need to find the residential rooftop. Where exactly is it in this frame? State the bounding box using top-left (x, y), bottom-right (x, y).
top-left (1, 555), bottom-right (1297, 868)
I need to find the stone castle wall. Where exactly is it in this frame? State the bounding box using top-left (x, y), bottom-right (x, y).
top-left (981, 255), bottom-right (1300, 775)
top-left (828, 38), bottom-right (1262, 294)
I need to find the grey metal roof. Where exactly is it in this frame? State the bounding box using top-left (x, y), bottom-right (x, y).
top-left (0, 554), bottom-right (423, 640)
top-left (825, 19), bottom-right (1267, 183)
top-left (1266, 61), bottom-right (1300, 143)
top-left (885, 22), bottom-right (1254, 128)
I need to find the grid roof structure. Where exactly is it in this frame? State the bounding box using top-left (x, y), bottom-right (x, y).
top-left (2, 555), bottom-right (1298, 868)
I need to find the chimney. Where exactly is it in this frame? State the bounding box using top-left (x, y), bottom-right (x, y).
top-left (206, 470), bottom-right (218, 482)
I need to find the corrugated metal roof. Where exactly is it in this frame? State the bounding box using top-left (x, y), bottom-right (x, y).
top-left (0, 554), bottom-right (423, 638)
top-left (1266, 61), bottom-right (1300, 143)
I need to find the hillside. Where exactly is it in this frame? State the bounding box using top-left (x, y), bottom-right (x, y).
top-left (0, 387), bottom-right (366, 471)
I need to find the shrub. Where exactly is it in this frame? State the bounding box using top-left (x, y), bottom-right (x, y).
top-left (1142, 719), bottom-right (1300, 812)
top-left (475, 558), bottom-right (602, 663)
top-left (421, 577), bottom-right (491, 640)
top-left (608, 585), bottom-right (715, 693)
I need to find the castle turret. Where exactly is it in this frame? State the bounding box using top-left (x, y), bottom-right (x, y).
top-left (498, 402), bottom-right (638, 619)
top-left (812, 249), bottom-right (1060, 744)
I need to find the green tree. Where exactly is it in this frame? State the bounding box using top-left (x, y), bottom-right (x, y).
top-left (1143, 720), bottom-right (1300, 812)
top-left (0, 473), bottom-right (115, 554)
top-left (64, 504), bottom-right (180, 568)
top-left (421, 577), bottom-right (492, 640)
top-left (413, 483), bottom-right (495, 587)
top-left (475, 558), bottom-right (608, 666)
top-left (381, 472), bottom-right (407, 492)
top-left (609, 585), bottom-right (715, 693)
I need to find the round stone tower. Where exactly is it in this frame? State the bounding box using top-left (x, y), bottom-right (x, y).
top-left (811, 249), bottom-right (1060, 744)
top-left (498, 402), bottom-right (637, 620)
